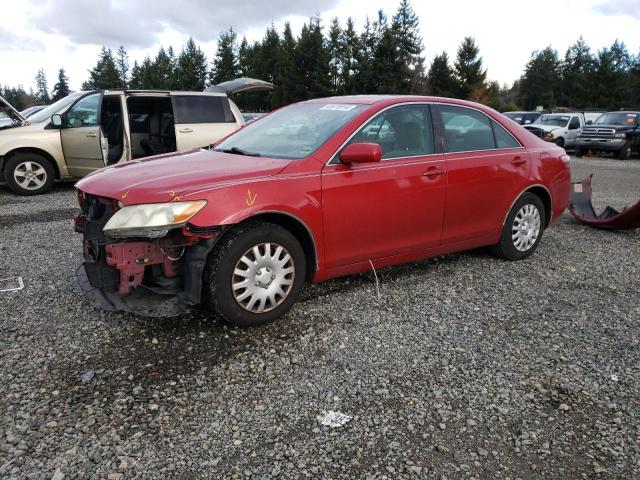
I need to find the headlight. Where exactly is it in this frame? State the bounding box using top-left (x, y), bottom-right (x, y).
top-left (103, 200), bottom-right (207, 238)
top-left (543, 132), bottom-right (554, 140)
top-left (614, 133), bottom-right (626, 139)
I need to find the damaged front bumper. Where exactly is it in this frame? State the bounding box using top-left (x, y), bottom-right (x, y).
top-left (568, 175), bottom-right (640, 229)
top-left (74, 193), bottom-right (221, 317)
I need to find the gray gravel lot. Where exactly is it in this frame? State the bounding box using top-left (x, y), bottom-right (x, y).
top-left (1, 156), bottom-right (639, 479)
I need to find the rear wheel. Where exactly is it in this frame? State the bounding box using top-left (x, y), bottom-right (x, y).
top-left (4, 153), bottom-right (55, 195)
top-left (204, 222), bottom-right (306, 326)
top-left (574, 148), bottom-right (584, 157)
top-left (617, 142), bottom-right (632, 160)
top-left (492, 193), bottom-right (546, 261)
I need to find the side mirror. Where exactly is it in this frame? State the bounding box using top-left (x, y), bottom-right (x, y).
top-left (51, 114), bottom-right (63, 128)
top-left (339, 142), bottom-right (382, 164)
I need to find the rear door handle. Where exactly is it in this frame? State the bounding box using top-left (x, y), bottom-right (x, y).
top-left (179, 128), bottom-right (193, 133)
top-left (86, 132), bottom-right (97, 138)
top-left (511, 156), bottom-right (527, 166)
top-left (423, 167), bottom-right (445, 177)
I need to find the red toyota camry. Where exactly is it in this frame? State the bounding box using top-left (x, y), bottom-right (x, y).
top-left (75, 96), bottom-right (571, 326)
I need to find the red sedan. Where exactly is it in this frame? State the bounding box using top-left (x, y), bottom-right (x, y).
top-left (75, 96), bottom-right (571, 326)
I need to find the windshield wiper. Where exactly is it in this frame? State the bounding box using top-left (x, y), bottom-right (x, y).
top-left (216, 146), bottom-right (261, 157)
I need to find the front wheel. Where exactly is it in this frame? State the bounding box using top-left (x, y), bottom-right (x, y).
top-left (204, 222), bottom-right (307, 326)
top-left (617, 142), bottom-right (632, 160)
top-left (4, 153), bottom-right (55, 195)
top-left (575, 148), bottom-right (584, 157)
top-left (553, 137), bottom-right (565, 148)
top-left (492, 193), bottom-right (546, 261)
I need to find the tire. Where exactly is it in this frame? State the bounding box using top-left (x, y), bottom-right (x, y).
top-left (575, 148), bottom-right (584, 157)
top-left (553, 137), bottom-right (565, 148)
top-left (204, 221), bottom-right (307, 327)
top-left (4, 153), bottom-right (55, 195)
top-left (617, 142), bottom-right (632, 160)
top-left (492, 192), bottom-right (546, 261)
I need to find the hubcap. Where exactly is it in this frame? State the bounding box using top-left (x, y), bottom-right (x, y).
top-left (14, 161), bottom-right (47, 190)
top-left (232, 242), bottom-right (295, 313)
top-left (512, 204), bottom-right (541, 252)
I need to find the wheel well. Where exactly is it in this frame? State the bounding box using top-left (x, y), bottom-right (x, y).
top-left (1, 148), bottom-right (60, 181)
top-left (232, 213), bottom-right (318, 282)
top-left (526, 186), bottom-right (552, 227)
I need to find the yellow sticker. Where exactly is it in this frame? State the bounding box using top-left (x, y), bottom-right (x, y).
top-left (246, 188), bottom-right (257, 206)
top-left (121, 191), bottom-right (129, 199)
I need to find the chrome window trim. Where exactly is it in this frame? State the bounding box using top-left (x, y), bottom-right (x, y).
top-left (326, 102), bottom-right (437, 166)
top-left (326, 101), bottom-right (527, 166)
top-left (433, 102), bottom-right (525, 152)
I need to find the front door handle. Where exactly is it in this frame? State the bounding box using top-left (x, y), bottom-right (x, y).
top-left (511, 156), bottom-right (527, 166)
top-left (423, 167), bottom-right (445, 177)
top-left (179, 128), bottom-right (193, 133)
top-left (86, 132), bottom-right (97, 138)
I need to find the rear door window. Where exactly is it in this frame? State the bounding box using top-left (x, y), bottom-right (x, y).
top-left (439, 105), bottom-right (496, 153)
top-left (492, 121), bottom-right (521, 148)
top-left (172, 95), bottom-right (235, 124)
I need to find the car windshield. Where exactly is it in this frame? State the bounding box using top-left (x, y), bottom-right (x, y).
top-left (27, 93), bottom-right (83, 123)
top-left (215, 102), bottom-right (366, 159)
top-left (594, 112), bottom-right (639, 126)
top-left (533, 114), bottom-right (569, 127)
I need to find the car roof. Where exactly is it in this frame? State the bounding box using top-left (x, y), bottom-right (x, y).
top-left (305, 95), bottom-right (498, 109)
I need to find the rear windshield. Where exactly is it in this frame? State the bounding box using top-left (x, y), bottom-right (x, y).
top-left (172, 95), bottom-right (235, 124)
top-left (215, 102), bottom-right (367, 159)
top-left (594, 112), bottom-right (639, 126)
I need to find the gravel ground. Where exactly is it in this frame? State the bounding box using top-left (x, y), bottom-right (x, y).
top-left (1, 156), bottom-right (638, 479)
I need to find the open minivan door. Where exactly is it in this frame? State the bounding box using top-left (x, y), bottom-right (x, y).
top-left (0, 95), bottom-right (27, 129)
top-left (205, 77), bottom-right (274, 95)
top-left (58, 91), bottom-right (107, 177)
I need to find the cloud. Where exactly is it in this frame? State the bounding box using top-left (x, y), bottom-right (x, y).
top-left (0, 26), bottom-right (44, 51)
top-left (27, 0), bottom-right (338, 48)
top-left (594, 0), bottom-right (640, 20)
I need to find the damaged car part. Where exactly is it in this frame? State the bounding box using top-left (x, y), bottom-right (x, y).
top-left (569, 175), bottom-right (640, 229)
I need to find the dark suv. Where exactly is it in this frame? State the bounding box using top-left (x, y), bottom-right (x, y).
top-left (576, 111), bottom-right (640, 159)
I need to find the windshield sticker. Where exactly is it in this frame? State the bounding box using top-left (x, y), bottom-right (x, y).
top-left (320, 104), bottom-right (357, 111)
top-left (301, 146), bottom-right (312, 153)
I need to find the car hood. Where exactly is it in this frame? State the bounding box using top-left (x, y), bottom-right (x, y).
top-left (0, 95), bottom-right (26, 129)
top-left (76, 148), bottom-right (292, 204)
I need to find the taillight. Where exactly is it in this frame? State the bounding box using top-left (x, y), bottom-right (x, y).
top-left (560, 154), bottom-right (571, 165)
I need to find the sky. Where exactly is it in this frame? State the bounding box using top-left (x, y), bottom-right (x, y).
top-left (0, 0), bottom-right (638, 92)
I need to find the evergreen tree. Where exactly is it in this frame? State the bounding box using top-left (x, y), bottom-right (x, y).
top-left (153, 47), bottom-right (177, 89)
top-left (518, 47), bottom-right (561, 110)
top-left (1, 85), bottom-right (27, 110)
top-left (340, 17), bottom-right (361, 94)
top-left (211, 28), bottom-right (238, 85)
top-left (52, 68), bottom-right (71, 101)
top-left (454, 37), bottom-right (487, 99)
top-left (327, 18), bottom-right (344, 94)
top-left (115, 45), bottom-right (129, 87)
top-left (175, 38), bottom-right (208, 90)
top-left (590, 41), bottom-right (633, 109)
top-left (293, 17), bottom-right (331, 101)
top-left (372, 19), bottom-right (404, 93)
top-left (391, 0), bottom-right (426, 93)
top-left (272, 22), bottom-right (298, 108)
top-left (559, 37), bottom-right (595, 108)
top-left (34, 68), bottom-right (50, 105)
top-left (82, 47), bottom-right (121, 90)
top-left (428, 52), bottom-right (458, 97)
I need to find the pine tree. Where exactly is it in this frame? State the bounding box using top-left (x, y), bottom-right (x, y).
top-left (34, 68), bottom-right (50, 105)
top-left (175, 38), bottom-right (208, 90)
top-left (560, 37), bottom-right (595, 108)
top-left (454, 37), bottom-right (487, 99)
top-left (391, 0), bottom-right (425, 93)
top-left (590, 41), bottom-right (633, 109)
top-left (340, 18), bottom-right (361, 94)
top-left (372, 20), bottom-right (404, 93)
top-left (428, 52), bottom-right (457, 97)
top-left (153, 47), bottom-right (177, 89)
top-left (272, 22), bottom-right (298, 108)
top-left (115, 45), bottom-right (129, 87)
top-left (293, 17), bottom-right (331, 101)
top-left (52, 68), bottom-right (71, 101)
top-left (82, 47), bottom-right (121, 90)
top-left (518, 47), bottom-right (561, 110)
top-left (211, 28), bottom-right (238, 85)
top-left (327, 18), bottom-right (344, 94)
top-left (1, 85), bottom-right (27, 110)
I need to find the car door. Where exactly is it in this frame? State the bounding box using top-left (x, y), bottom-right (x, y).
top-left (61, 91), bottom-right (107, 177)
top-left (566, 115), bottom-right (581, 145)
top-left (435, 104), bottom-right (529, 244)
top-left (321, 104), bottom-right (446, 269)
top-left (171, 93), bottom-right (239, 150)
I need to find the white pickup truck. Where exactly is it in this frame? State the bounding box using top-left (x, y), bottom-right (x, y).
top-left (523, 112), bottom-right (601, 149)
